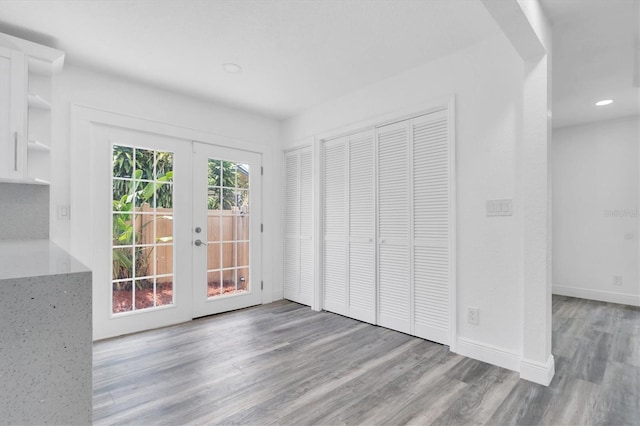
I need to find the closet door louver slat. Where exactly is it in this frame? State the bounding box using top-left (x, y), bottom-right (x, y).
top-left (299, 150), bottom-right (314, 305)
top-left (348, 130), bottom-right (376, 324)
top-left (412, 110), bottom-right (450, 345)
top-left (323, 138), bottom-right (348, 315)
top-left (283, 147), bottom-right (314, 306)
top-left (283, 153), bottom-right (299, 301)
top-left (377, 121), bottom-right (411, 333)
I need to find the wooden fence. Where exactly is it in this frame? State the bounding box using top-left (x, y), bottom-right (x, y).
top-left (137, 206), bottom-right (249, 281)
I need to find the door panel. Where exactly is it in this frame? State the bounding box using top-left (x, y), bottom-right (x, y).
top-left (323, 138), bottom-right (348, 316)
top-left (283, 147), bottom-right (314, 306)
top-left (94, 125), bottom-right (192, 340)
top-left (412, 109), bottom-right (451, 344)
top-left (377, 120), bottom-right (411, 333)
top-left (192, 142), bottom-right (262, 318)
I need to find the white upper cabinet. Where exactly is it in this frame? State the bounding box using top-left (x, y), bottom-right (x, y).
top-left (0, 47), bottom-right (27, 180)
top-left (0, 33), bottom-right (64, 184)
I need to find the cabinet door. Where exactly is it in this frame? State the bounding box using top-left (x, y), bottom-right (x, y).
top-left (377, 120), bottom-right (411, 334)
top-left (412, 110), bottom-right (451, 345)
top-left (0, 47), bottom-right (26, 180)
top-left (348, 130), bottom-right (376, 324)
top-left (323, 137), bottom-right (348, 316)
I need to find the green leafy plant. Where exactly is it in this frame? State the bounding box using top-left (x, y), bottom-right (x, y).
top-left (112, 145), bottom-right (174, 290)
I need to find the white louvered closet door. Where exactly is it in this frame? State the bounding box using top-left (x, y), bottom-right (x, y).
top-left (283, 152), bottom-right (300, 303)
top-left (298, 149), bottom-right (314, 306)
top-left (283, 147), bottom-right (314, 306)
top-left (412, 110), bottom-right (451, 345)
top-left (348, 130), bottom-right (376, 324)
top-left (323, 137), bottom-right (348, 316)
top-left (377, 120), bottom-right (412, 334)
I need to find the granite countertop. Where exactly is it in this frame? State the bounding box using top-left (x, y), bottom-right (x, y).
top-left (0, 239), bottom-right (90, 280)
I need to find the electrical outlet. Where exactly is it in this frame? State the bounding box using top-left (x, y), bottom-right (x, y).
top-left (467, 307), bottom-right (479, 325)
top-left (57, 205), bottom-right (70, 220)
top-left (613, 275), bottom-right (623, 286)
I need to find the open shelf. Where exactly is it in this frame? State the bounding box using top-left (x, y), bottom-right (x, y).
top-left (28, 139), bottom-right (50, 152)
top-left (28, 93), bottom-right (51, 110)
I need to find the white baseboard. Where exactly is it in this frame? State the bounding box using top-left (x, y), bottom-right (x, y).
top-left (455, 337), bottom-right (521, 373)
top-left (456, 338), bottom-right (556, 386)
top-left (520, 355), bottom-right (555, 386)
top-left (553, 285), bottom-right (640, 307)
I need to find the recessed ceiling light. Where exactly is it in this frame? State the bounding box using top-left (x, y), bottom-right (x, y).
top-left (222, 63), bottom-right (242, 74)
top-left (595, 99), bottom-right (613, 106)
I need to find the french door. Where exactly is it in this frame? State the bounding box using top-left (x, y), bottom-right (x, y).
top-left (93, 125), bottom-right (261, 340)
top-left (191, 142), bottom-right (262, 317)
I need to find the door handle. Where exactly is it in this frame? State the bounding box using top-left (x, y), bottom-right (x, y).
top-left (14, 132), bottom-right (19, 171)
top-left (194, 239), bottom-right (207, 247)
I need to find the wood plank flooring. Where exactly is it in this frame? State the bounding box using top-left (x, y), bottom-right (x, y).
top-left (93, 295), bottom-right (640, 425)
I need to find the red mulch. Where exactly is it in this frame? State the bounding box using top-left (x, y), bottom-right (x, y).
top-left (112, 281), bottom-right (247, 314)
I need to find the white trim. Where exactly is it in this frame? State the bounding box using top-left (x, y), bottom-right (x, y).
top-left (455, 337), bottom-right (521, 373)
top-left (71, 104), bottom-right (266, 155)
top-left (553, 285), bottom-right (640, 307)
top-left (284, 139), bottom-right (314, 154)
top-left (313, 136), bottom-right (324, 312)
top-left (447, 97), bottom-right (457, 352)
top-left (0, 32), bottom-right (65, 74)
top-left (520, 355), bottom-right (555, 386)
top-left (315, 95), bottom-right (455, 143)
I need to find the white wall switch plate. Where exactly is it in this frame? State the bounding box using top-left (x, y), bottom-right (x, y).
top-left (487, 199), bottom-right (512, 216)
top-left (57, 205), bottom-right (70, 220)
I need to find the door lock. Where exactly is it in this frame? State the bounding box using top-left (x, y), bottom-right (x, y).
top-left (195, 227), bottom-right (202, 233)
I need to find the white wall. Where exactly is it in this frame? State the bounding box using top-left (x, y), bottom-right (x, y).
top-left (553, 116), bottom-right (640, 305)
top-left (49, 64), bottom-right (283, 299)
top-left (283, 33), bottom-right (526, 360)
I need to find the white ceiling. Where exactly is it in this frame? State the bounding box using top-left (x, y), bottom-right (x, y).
top-left (539, 0), bottom-right (640, 128)
top-left (2, 0), bottom-right (636, 126)
top-left (0, 0), bottom-right (500, 120)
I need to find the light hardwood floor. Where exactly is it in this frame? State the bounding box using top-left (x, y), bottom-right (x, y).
top-left (93, 295), bottom-right (640, 425)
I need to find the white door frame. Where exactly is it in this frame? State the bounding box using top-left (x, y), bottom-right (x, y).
top-left (71, 105), bottom-right (269, 341)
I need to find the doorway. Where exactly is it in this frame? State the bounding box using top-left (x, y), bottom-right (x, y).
top-left (92, 125), bottom-right (262, 340)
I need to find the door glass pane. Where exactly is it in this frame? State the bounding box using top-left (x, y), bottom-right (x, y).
top-left (207, 270), bottom-right (221, 297)
top-left (206, 158), bottom-right (250, 298)
top-left (112, 145), bottom-right (175, 314)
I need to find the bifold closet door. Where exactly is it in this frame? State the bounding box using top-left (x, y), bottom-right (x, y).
top-left (318, 106), bottom-right (452, 346)
top-left (298, 149), bottom-right (314, 306)
top-left (348, 130), bottom-right (376, 324)
top-left (283, 147), bottom-right (313, 306)
top-left (323, 137), bottom-right (348, 315)
top-left (412, 110), bottom-right (451, 345)
top-left (377, 120), bottom-right (412, 334)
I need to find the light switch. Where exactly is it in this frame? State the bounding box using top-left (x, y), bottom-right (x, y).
top-left (487, 199), bottom-right (513, 217)
top-left (57, 205), bottom-right (70, 220)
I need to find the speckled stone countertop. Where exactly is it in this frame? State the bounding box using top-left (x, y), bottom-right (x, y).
top-left (0, 239), bottom-right (90, 280)
top-left (0, 239), bottom-right (92, 424)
